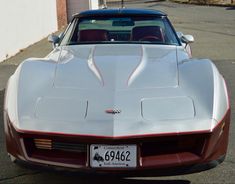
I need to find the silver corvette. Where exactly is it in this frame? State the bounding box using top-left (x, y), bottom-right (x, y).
top-left (4, 8), bottom-right (230, 174)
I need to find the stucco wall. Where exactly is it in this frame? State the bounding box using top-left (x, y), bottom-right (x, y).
top-left (0, 0), bottom-right (58, 62)
top-left (67, 0), bottom-right (99, 22)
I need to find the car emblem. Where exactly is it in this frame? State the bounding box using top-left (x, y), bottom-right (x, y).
top-left (105, 109), bottom-right (121, 114)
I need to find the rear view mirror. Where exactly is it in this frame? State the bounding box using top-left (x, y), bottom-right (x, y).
top-left (112, 20), bottom-right (134, 27)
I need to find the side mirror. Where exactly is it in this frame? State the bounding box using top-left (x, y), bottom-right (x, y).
top-left (181, 35), bottom-right (194, 44)
top-left (176, 32), bottom-right (194, 57)
top-left (48, 34), bottom-right (60, 48)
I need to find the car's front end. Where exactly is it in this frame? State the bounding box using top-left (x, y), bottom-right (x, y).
top-left (4, 8), bottom-right (231, 174)
top-left (4, 109), bottom-right (230, 173)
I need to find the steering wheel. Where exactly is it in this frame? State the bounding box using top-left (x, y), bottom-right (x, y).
top-left (139, 36), bottom-right (160, 42)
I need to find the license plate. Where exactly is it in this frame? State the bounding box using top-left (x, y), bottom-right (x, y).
top-left (90, 145), bottom-right (137, 168)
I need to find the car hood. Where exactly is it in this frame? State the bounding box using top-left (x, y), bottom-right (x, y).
top-left (54, 44), bottom-right (179, 90)
top-left (15, 44), bottom-right (215, 136)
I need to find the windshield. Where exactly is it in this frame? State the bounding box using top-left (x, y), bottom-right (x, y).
top-left (60, 16), bottom-right (180, 46)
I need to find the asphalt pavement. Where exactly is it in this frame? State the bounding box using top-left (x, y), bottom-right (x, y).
top-left (0, 1), bottom-right (235, 183)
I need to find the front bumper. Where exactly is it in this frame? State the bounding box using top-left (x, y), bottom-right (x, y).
top-left (4, 109), bottom-right (230, 174)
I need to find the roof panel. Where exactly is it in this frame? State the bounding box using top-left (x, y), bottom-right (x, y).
top-left (74, 8), bottom-right (167, 18)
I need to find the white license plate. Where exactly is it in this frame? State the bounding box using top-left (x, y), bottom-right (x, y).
top-left (90, 145), bottom-right (137, 168)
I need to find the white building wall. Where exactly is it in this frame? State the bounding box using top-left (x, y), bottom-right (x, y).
top-left (0, 0), bottom-right (58, 62)
top-left (89, 0), bottom-right (99, 10)
top-left (67, 0), bottom-right (99, 22)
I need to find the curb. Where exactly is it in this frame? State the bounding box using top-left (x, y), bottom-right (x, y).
top-left (170, 0), bottom-right (235, 7)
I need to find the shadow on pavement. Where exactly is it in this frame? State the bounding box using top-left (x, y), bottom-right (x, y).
top-left (15, 160), bottom-right (192, 184)
top-left (226, 7), bottom-right (235, 10)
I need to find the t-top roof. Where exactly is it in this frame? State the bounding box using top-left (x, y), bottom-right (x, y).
top-left (74, 8), bottom-right (167, 18)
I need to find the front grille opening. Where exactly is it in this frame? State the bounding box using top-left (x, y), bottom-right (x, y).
top-left (34, 139), bottom-right (52, 150)
top-left (32, 138), bottom-right (87, 153)
top-left (23, 138), bottom-right (87, 165)
top-left (52, 142), bottom-right (87, 152)
top-left (141, 135), bottom-right (206, 157)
